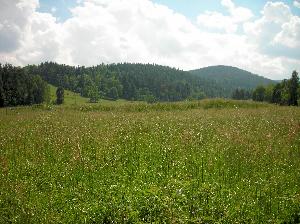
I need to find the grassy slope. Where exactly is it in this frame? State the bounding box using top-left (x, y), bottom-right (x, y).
top-left (49, 84), bottom-right (88, 105)
top-left (49, 84), bottom-right (132, 106)
top-left (0, 100), bottom-right (300, 223)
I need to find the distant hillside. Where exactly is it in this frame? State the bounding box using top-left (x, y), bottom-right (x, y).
top-left (24, 63), bottom-right (276, 102)
top-left (190, 65), bottom-right (276, 97)
top-left (26, 62), bottom-right (228, 102)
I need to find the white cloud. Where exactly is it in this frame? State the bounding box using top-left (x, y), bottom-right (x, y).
top-left (0, 0), bottom-right (299, 80)
top-left (0, 0), bottom-right (39, 52)
top-left (244, 1), bottom-right (300, 59)
top-left (294, 1), bottom-right (300, 9)
top-left (197, 0), bottom-right (253, 33)
top-left (16, 12), bottom-right (62, 64)
top-left (221, 0), bottom-right (235, 9)
top-left (197, 11), bottom-right (238, 33)
top-left (274, 16), bottom-right (300, 48)
top-left (221, 0), bottom-right (253, 23)
top-left (262, 1), bottom-right (291, 23)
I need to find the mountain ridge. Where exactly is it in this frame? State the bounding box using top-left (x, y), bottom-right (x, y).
top-left (190, 65), bottom-right (275, 87)
top-left (189, 65), bottom-right (276, 97)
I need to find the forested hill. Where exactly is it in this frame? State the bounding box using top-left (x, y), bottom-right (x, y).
top-left (190, 65), bottom-right (276, 96)
top-left (1, 62), bottom-right (279, 106)
top-left (23, 62), bottom-right (276, 103)
top-left (25, 62), bottom-right (226, 102)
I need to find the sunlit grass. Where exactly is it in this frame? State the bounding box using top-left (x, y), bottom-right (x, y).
top-left (0, 100), bottom-right (299, 223)
top-left (49, 84), bottom-right (133, 106)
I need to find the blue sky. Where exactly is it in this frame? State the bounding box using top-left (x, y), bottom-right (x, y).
top-left (153, 0), bottom-right (300, 16)
top-left (38, 0), bottom-right (78, 21)
top-left (38, 0), bottom-right (300, 21)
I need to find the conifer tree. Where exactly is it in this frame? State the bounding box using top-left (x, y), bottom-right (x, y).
top-left (56, 86), bottom-right (64, 105)
top-left (288, 71), bottom-right (299, 106)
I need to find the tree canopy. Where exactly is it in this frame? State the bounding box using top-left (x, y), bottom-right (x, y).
top-left (0, 64), bottom-right (49, 107)
top-left (252, 71), bottom-right (299, 106)
top-left (25, 62), bottom-right (223, 102)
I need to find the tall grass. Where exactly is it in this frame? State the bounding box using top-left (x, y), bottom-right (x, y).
top-left (0, 100), bottom-right (299, 223)
top-left (75, 99), bottom-right (270, 112)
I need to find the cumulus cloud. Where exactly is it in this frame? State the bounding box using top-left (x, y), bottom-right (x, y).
top-left (274, 16), bottom-right (300, 48)
top-left (62, 0), bottom-right (200, 66)
top-left (294, 1), bottom-right (300, 8)
top-left (16, 12), bottom-right (62, 64)
top-left (221, 0), bottom-right (253, 23)
top-left (197, 0), bottom-right (253, 33)
top-left (244, 1), bottom-right (300, 60)
top-left (0, 0), bottom-right (299, 80)
top-left (0, 0), bottom-right (39, 52)
top-left (0, 0), bottom-right (62, 64)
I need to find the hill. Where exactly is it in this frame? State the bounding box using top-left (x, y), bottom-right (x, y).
top-left (189, 65), bottom-right (276, 97)
top-left (1, 63), bottom-right (279, 108)
top-left (25, 62), bottom-right (227, 102)
top-left (27, 62), bottom-right (275, 102)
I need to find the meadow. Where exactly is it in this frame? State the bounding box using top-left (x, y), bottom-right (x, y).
top-left (0, 99), bottom-right (300, 223)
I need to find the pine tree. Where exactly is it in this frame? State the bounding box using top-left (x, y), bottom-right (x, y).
top-left (272, 83), bottom-right (282, 104)
top-left (288, 70), bottom-right (299, 106)
top-left (56, 86), bottom-right (64, 105)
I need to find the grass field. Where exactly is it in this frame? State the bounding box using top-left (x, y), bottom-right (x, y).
top-left (0, 99), bottom-right (300, 223)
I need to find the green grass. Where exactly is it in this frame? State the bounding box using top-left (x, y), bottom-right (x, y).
top-left (0, 100), bottom-right (300, 223)
top-left (49, 85), bottom-right (130, 106)
top-left (74, 98), bottom-right (270, 112)
top-left (49, 84), bottom-right (87, 105)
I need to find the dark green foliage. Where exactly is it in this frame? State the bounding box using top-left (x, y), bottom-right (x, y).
top-left (270, 79), bottom-right (291, 105)
top-left (0, 66), bottom-right (4, 107)
top-left (253, 70), bottom-right (299, 106)
top-left (232, 88), bottom-right (245, 100)
top-left (288, 71), bottom-right (299, 106)
top-left (272, 83), bottom-right (282, 104)
top-left (0, 64), bottom-right (49, 107)
top-left (264, 84), bottom-right (275, 102)
top-left (136, 88), bottom-right (157, 103)
top-left (190, 65), bottom-right (275, 97)
top-left (26, 62), bottom-right (272, 102)
top-left (108, 87), bottom-right (119, 100)
top-left (232, 88), bottom-right (252, 100)
top-left (189, 89), bottom-right (206, 100)
top-left (88, 88), bottom-right (100, 103)
top-left (56, 86), bottom-right (64, 105)
top-left (107, 63), bottom-right (204, 101)
top-left (252, 86), bottom-right (266, 102)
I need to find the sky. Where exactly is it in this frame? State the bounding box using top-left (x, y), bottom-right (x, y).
top-left (0, 0), bottom-right (300, 79)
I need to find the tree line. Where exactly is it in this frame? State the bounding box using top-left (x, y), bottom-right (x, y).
top-left (231, 88), bottom-right (252, 100)
top-left (26, 62), bottom-right (227, 103)
top-left (1, 62), bottom-right (221, 107)
top-left (252, 71), bottom-right (299, 106)
top-left (232, 71), bottom-right (299, 106)
top-left (1, 61), bottom-right (298, 107)
top-left (0, 64), bottom-right (50, 107)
